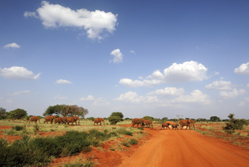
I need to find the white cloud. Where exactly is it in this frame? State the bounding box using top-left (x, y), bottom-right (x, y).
top-left (247, 83), bottom-right (249, 88)
top-left (234, 62), bottom-right (249, 74)
top-left (147, 70), bottom-right (164, 80)
top-left (171, 90), bottom-right (210, 104)
top-left (214, 72), bottom-right (219, 75)
top-left (114, 91), bottom-right (158, 103)
top-left (79, 95), bottom-right (95, 101)
top-left (119, 78), bottom-right (163, 87)
top-left (55, 79), bottom-right (72, 84)
top-left (130, 50), bottom-right (135, 54)
top-left (119, 61), bottom-right (208, 87)
top-left (0, 66), bottom-right (41, 80)
top-left (4, 43), bottom-right (20, 49)
top-left (24, 11), bottom-right (38, 18)
top-left (219, 89), bottom-right (246, 99)
top-left (148, 87), bottom-right (184, 96)
top-left (205, 80), bottom-right (232, 90)
top-left (26, 1), bottom-right (118, 40)
top-left (163, 61), bottom-right (208, 83)
top-left (110, 49), bottom-right (123, 63)
top-left (12, 90), bottom-right (31, 96)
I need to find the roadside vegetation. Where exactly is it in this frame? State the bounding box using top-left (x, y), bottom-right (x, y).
top-left (0, 118), bottom-right (147, 166)
top-left (195, 114), bottom-right (249, 149)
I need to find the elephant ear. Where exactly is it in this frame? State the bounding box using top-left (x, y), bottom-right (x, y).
top-left (187, 120), bottom-right (191, 124)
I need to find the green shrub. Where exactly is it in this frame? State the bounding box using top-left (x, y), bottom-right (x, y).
top-left (223, 114), bottom-right (248, 133)
top-left (116, 128), bottom-right (133, 136)
top-left (64, 159), bottom-right (94, 167)
top-left (125, 131), bottom-right (133, 136)
top-left (122, 142), bottom-right (130, 147)
top-left (12, 125), bottom-right (24, 131)
top-left (129, 139), bottom-right (138, 145)
top-left (138, 127), bottom-right (144, 130)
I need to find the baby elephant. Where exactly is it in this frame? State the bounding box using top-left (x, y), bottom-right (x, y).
top-left (161, 122), bottom-right (170, 130)
top-left (172, 123), bottom-right (180, 130)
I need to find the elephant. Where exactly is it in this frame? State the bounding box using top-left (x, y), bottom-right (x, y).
top-left (131, 118), bottom-right (144, 128)
top-left (54, 118), bottom-right (62, 124)
top-left (59, 117), bottom-right (67, 124)
top-left (99, 118), bottom-right (105, 125)
top-left (160, 122), bottom-right (170, 130)
top-left (143, 119), bottom-right (153, 128)
top-left (44, 115), bottom-right (55, 124)
top-left (34, 116), bottom-right (40, 123)
top-left (67, 116), bottom-right (78, 125)
top-left (73, 116), bottom-right (80, 125)
top-left (172, 123), bottom-right (180, 130)
top-left (180, 119), bottom-right (195, 130)
top-left (29, 116), bottom-right (39, 124)
top-left (94, 118), bottom-right (104, 125)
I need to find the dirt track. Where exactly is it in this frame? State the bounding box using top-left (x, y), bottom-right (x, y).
top-left (119, 128), bottom-right (249, 167)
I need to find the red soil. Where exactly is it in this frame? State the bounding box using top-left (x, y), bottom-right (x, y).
top-left (119, 125), bottom-right (249, 167)
top-left (0, 126), bottom-right (22, 142)
top-left (2, 124), bottom-right (249, 166)
top-left (50, 131), bottom-right (151, 167)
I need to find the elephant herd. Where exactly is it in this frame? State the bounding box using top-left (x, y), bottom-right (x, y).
top-left (161, 119), bottom-right (195, 130)
top-left (131, 118), bottom-right (153, 128)
top-left (29, 115), bottom-right (80, 125)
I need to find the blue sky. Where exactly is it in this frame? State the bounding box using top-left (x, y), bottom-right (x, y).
top-left (0, 0), bottom-right (249, 119)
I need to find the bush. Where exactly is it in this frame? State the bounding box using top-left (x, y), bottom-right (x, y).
top-left (122, 142), bottom-right (130, 147)
top-left (223, 114), bottom-right (248, 133)
top-left (129, 139), bottom-right (138, 145)
top-left (116, 128), bottom-right (131, 135)
top-left (12, 125), bottom-right (24, 131)
top-left (125, 131), bottom-right (133, 136)
top-left (138, 127), bottom-right (144, 130)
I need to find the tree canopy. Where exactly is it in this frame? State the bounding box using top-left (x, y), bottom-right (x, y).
top-left (110, 112), bottom-right (124, 119)
top-left (0, 107), bottom-right (7, 119)
top-left (143, 116), bottom-right (154, 121)
top-left (8, 108), bottom-right (27, 120)
top-left (43, 104), bottom-right (88, 118)
top-left (210, 116), bottom-right (221, 122)
top-left (108, 112), bottom-right (124, 125)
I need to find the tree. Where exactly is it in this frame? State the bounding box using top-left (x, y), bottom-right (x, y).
top-left (162, 117), bottom-right (168, 122)
top-left (0, 107), bottom-right (7, 119)
top-left (74, 106), bottom-right (88, 118)
top-left (210, 116), bottom-right (221, 122)
top-left (143, 116), bottom-right (154, 121)
top-left (87, 117), bottom-right (95, 121)
top-left (108, 112), bottom-right (124, 125)
top-left (110, 112), bottom-right (124, 119)
top-left (8, 108), bottom-right (27, 120)
top-left (108, 116), bottom-right (121, 125)
top-left (43, 104), bottom-right (88, 117)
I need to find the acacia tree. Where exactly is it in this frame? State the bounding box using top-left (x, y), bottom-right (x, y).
top-left (43, 104), bottom-right (88, 118)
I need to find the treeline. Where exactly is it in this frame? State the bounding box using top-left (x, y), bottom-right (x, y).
top-left (0, 104), bottom-right (88, 120)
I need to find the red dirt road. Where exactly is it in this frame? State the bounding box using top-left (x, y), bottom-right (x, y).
top-left (119, 129), bottom-right (249, 167)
